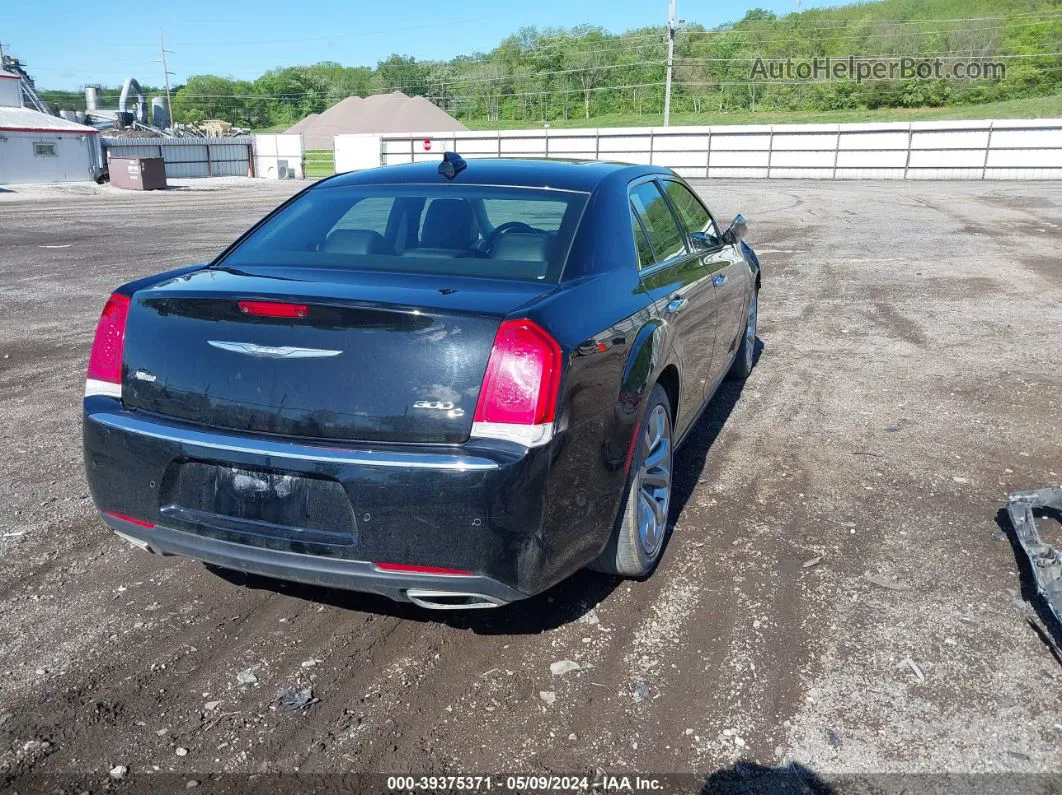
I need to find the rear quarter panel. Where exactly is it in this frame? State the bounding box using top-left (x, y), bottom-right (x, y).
top-left (518, 175), bottom-right (679, 580)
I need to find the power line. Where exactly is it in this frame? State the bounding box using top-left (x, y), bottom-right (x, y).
top-left (162, 61), bottom-right (1051, 105)
top-left (696, 10), bottom-right (1062, 37)
top-left (685, 18), bottom-right (1062, 45)
top-left (158, 44), bottom-right (1052, 101)
top-left (169, 26), bottom-right (666, 51)
top-left (664, 0), bottom-right (677, 126)
top-left (160, 11), bottom-right (1062, 50)
top-left (676, 52), bottom-right (1062, 63)
top-left (264, 18), bottom-right (1058, 96)
top-left (157, 29), bottom-right (174, 130)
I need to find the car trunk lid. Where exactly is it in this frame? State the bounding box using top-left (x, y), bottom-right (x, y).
top-left (121, 266), bottom-right (552, 444)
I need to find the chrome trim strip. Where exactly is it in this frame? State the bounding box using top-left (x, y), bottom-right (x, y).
top-left (405, 589), bottom-right (506, 609)
top-left (90, 411), bottom-right (499, 471)
top-left (207, 341), bottom-right (342, 359)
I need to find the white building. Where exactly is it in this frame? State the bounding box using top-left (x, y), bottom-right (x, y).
top-left (0, 70), bottom-right (102, 185)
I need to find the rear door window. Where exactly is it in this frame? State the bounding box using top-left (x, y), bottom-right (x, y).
top-left (629, 181), bottom-right (687, 264)
top-left (630, 203), bottom-right (656, 269)
top-left (662, 180), bottom-right (717, 239)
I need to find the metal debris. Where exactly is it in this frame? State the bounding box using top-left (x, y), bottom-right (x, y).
top-left (1007, 486), bottom-right (1062, 628)
top-left (276, 686), bottom-right (317, 711)
top-left (897, 657), bottom-right (925, 682)
top-left (550, 660), bottom-right (581, 676)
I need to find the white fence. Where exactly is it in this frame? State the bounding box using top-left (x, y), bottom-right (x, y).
top-left (252, 134), bottom-right (304, 180)
top-left (341, 118), bottom-right (1062, 180)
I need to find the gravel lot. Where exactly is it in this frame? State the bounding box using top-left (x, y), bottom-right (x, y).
top-left (0, 177), bottom-right (1059, 792)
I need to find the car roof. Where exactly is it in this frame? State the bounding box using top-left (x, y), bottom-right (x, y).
top-left (319, 158), bottom-right (674, 193)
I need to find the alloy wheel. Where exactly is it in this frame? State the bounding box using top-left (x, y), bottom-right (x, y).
top-left (745, 291), bottom-right (758, 371)
top-left (637, 404), bottom-right (673, 558)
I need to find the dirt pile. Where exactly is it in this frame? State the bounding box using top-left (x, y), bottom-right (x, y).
top-left (287, 92), bottom-right (467, 149)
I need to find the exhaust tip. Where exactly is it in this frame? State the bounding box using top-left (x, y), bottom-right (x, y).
top-left (405, 589), bottom-right (506, 610)
top-left (113, 529), bottom-right (155, 554)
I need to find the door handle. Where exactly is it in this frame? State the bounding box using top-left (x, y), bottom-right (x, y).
top-left (712, 274), bottom-right (727, 287)
top-left (665, 298), bottom-right (688, 314)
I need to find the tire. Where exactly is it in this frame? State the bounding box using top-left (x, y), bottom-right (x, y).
top-left (728, 288), bottom-right (758, 380)
top-left (594, 384), bottom-right (674, 578)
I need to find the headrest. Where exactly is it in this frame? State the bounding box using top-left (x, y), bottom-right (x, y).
top-left (490, 233), bottom-right (551, 262)
top-left (322, 229), bottom-right (394, 255)
top-left (420, 200), bottom-right (477, 250)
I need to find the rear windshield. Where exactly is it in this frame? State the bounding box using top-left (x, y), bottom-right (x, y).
top-left (218, 183), bottom-right (589, 282)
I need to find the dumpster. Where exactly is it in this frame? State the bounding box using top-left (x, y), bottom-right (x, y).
top-left (109, 156), bottom-right (167, 190)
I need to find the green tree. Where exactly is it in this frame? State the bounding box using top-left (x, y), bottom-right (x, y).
top-left (171, 75), bottom-right (239, 123)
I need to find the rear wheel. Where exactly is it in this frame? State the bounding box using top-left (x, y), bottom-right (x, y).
top-left (594, 384), bottom-right (674, 577)
top-left (728, 288), bottom-right (758, 380)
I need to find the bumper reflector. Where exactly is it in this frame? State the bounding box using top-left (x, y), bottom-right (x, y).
top-left (105, 510), bottom-right (155, 529)
top-left (375, 562), bottom-right (473, 576)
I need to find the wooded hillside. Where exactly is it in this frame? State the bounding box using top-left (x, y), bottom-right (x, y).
top-left (41, 0), bottom-right (1062, 128)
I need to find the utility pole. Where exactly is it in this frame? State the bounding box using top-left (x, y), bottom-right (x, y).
top-left (158, 29), bottom-right (174, 130)
top-left (663, 0), bottom-right (676, 127)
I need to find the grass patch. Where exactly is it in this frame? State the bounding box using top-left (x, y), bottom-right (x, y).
top-left (463, 93), bottom-right (1062, 130)
top-left (304, 149), bottom-right (335, 177)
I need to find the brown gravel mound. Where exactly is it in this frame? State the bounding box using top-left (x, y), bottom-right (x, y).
top-left (294, 92), bottom-right (466, 149)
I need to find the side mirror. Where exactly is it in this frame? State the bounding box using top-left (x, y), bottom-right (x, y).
top-left (689, 231), bottom-right (718, 250)
top-left (721, 214), bottom-right (747, 245)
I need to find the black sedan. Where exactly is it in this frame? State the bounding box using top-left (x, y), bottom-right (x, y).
top-left (83, 155), bottom-right (760, 609)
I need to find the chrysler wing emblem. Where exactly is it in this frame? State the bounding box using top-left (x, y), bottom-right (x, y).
top-left (207, 341), bottom-right (342, 359)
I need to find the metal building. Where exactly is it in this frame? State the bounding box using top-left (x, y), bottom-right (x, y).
top-left (0, 69), bottom-right (102, 185)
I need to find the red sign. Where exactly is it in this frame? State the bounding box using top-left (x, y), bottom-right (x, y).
top-left (423, 139), bottom-right (432, 151)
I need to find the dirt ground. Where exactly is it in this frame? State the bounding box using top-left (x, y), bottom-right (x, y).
top-left (0, 176), bottom-right (1059, 793)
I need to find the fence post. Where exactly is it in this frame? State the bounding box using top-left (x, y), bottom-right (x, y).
top-left (705, 130), bottom-right (711, 179)
top-left (831, 129), bottom-right (840, 180)
top-left (766, 127), bottom-right (774, 178)
top-left (206, 144), bottom-right (212, 177)
top-left (981, 120), bottom-right (994, 180)
top-left (902, 125), bottom-right (913, 180)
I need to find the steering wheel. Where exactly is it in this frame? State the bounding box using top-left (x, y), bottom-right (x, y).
top-left (482, 221), bottom-right (536, 253)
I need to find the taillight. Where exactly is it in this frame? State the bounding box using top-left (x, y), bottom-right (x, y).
top-left (85, 293), bottom-right (130, 398)
top-left (238, 300), bottom-right (308, 318)
top-left (471, 319), bottom-right (562, 447)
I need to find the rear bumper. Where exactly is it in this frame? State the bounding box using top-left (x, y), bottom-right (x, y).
top-left (102, 512), bottom-right (525, 607)
top-left (84, 396), bottom-right (564, 601)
